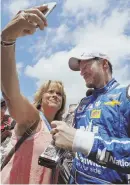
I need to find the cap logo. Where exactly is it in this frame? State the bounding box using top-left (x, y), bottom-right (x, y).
top-left (81, 53), bottom-right (94, 58)
top-left (81, 52), bottom-right (85, 57)
top-left (99, 53), bottom-right (105, 57)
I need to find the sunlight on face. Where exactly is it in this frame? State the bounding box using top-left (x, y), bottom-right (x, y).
top-left (42, 82), bottom-right (63, 112)
top-left (79, 59), bottom-right (103, 88)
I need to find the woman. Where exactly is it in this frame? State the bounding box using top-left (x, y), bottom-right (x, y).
top-left (1, 80), bottom-right (66, 184)
top-left (1, 4), bottom-right (66, 184)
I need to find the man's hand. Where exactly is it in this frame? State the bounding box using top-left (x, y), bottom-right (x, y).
top-left (51, 121), bottom-right (76, 150)
top-left (1, 5), bottom-right (48, 42)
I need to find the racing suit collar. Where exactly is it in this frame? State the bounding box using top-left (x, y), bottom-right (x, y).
top-left (93, 78), bottom-right (119, 96)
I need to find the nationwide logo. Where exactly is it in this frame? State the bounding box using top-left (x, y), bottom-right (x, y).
top-left (75, 153), bottom-right (106, 168)
top-left (97, 148), bottom-right (130, 167)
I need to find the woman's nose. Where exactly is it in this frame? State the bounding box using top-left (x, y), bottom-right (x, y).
top-left (52, 92), bottom-right (57, 97)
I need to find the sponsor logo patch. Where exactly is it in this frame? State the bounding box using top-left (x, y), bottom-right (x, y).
top-left (91, 110), bottom-right (101, 118)
top-left (95, 101), bottom-right (101, 107)
top-left (81, 98), bottom-right (91, 105)
top-left (97, 148), bottom-right (130, 167)
top-left (87, 104), bottom-right (93, 109)
top-left (104, 100), bottom-right (121, 106)
top-left (107, 93), bottom-right (121, 99)
top-left (77, 105), bottom-right (86, 113)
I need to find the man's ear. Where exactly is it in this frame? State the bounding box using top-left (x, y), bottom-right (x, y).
top-left (102, 59), bottom-right (109, 71)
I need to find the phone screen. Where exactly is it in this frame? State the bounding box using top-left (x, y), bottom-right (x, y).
top-left (27, 2), bottom-right (56, 27)
top-left (43, 2), bottom-right (57, 17)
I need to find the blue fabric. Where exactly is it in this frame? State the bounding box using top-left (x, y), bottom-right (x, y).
top-left (70, 78), bottom-right (130, 184)
top-left (40, 112), bottom-right (52, 131)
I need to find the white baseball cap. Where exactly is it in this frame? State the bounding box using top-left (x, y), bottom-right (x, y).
top-left (68, 52), bottom-right (110, 71)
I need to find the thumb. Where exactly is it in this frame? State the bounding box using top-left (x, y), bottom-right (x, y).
top-left (37, 5), bottom-right (48, 12)
top-left (51, 121), bottom-right (62, 128)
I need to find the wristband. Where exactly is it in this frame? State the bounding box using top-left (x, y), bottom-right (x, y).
top-left (1, 40), bottom-right (15, 47)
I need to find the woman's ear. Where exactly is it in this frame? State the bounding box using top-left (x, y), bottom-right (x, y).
top-left (37, 99), bottom-right (42, 110)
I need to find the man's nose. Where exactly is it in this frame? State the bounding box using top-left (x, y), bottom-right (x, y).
top-left (80, 63), bottom-right (87, 76)
top-left (80, 67), bottom-right (86, 76)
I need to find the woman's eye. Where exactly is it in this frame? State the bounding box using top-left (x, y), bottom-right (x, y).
top-left (56, 92), bottom-right (62, 96)
top-left (47, 90), bottom-right (62, 97)
top-left (48, 90), bottom-right (54, 94)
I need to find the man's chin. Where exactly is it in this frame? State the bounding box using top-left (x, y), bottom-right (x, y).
top-left (85, 82), bottom-right (94, 88)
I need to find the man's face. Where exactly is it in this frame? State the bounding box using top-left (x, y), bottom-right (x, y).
top-left (79, 59), bottom-right (104, 88)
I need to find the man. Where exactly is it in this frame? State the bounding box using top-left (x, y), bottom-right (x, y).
top-left (51, 52), bottom-right (130, 184)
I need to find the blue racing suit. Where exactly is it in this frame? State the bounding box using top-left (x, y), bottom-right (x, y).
top-left (69, 78), bottom-right (130, 184)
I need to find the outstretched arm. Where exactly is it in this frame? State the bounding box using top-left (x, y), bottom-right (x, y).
top-left (1, 6), bottom-right (48, 132)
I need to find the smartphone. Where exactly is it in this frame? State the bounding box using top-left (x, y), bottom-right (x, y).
top-left (29, 2), bottom-right (56, 27)
top-left (43, 2), bottom-right (57, 17)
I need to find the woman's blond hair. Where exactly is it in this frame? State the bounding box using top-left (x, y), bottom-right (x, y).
top-left (34, 80), bottom-right (66, 120)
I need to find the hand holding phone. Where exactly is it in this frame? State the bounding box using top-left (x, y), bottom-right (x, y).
top-left (29, 2), bottom-right (56, 27)
top-left (43, 2), bottom-right (57, 18)
top-left (1, 3), bottom-right (57, 45)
